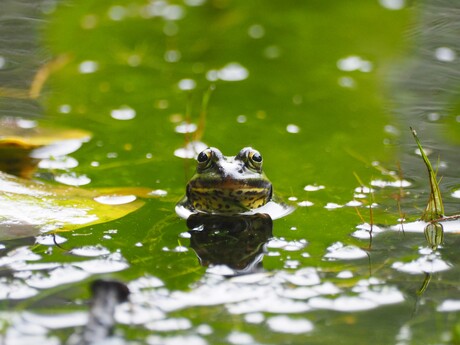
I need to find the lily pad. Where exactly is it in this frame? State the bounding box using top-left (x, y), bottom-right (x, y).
top-left (0, 171), bottom-right (153, 241)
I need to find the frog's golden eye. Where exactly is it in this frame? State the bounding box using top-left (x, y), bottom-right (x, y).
top-left (247, 149), bottom-right (263, 171)
top-left (196, 148), bottom-right (214, 170)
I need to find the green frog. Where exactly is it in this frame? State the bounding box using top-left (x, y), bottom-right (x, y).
top-left (177, 147), bottom-right (273, 215)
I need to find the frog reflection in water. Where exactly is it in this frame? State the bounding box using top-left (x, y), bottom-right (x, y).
top-left (187, 213), bottom-right (273, 275)
top-left (176, 147), bottom-right (292, 275)
top-left (180, 147), bottom-right (273, 214)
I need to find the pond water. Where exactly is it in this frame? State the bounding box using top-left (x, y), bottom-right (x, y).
top-left (1, 0), bottom-right (460, 344)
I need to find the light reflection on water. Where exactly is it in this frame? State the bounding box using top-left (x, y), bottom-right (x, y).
top-left (1, 0), bottom-right (460, 344)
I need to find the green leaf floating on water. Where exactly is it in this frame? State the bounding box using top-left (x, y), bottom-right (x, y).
top-left (411, 127), bottom-right (445, 221)
top-left (0, 171), bottom-right (154, 241)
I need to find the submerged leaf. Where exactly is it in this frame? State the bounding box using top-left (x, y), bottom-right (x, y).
top-left (411, 128), bottom-right (444, 221)
top-left (0, 172), bottom-right (151, 240)
top-left (0, 117), bottom-right (91, 178)
top-left (424, 222), bottom-right (444, 250)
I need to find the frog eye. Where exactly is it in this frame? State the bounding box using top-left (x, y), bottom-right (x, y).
top-left (247, 149), bottom-right (263, 171)
top-left (196, 148), bottom-right (214, 170)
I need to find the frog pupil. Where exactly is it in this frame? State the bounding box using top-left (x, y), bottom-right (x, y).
top-left (251, 152), bottom-right (262, 163)
top-left (197, 151), bottom-right (209, 163)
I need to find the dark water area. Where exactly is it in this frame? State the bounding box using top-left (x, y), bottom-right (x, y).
top-left (0, 0), bottom-right (52, 119)
top-left (391, 0), bottom-right (460, 194)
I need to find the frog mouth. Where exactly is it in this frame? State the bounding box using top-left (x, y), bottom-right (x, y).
top-left (190, 178), bottom-right (271, 191)
top-left (187, 179), bottom-right (273, 213)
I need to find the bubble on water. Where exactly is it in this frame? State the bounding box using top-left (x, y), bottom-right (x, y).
top-left (337, 270), bottom-right (353, 279)
top-left (196, 324), bottom-right (213, 335)
top-left (379, 0), bottom-right (405, 10)
top-left (38, 156), bottom-right (78, 170)
top-left (111, 106), bottom-right (136, 120)
top-left (324, 242), bottom-right (368, 260)
top-left (206, 265), bottom-right (235, 276)
top-left (69, 245), bottom-right (111, 257)
top-left (0, 55), bottom-right (6, 69)
top-left (26, 265), bottom-right (89, 289)
top-left (227, 331), bottom-right (254, 345)
top-left (345, 200), bottom-right (362, 207)
top-left (415, 147), bottom-right (432, 156)
top-left (248, 24), bottom-right (265, 39)
top-left (266, 315), bottom-right (314, 334)
top-left (81, 14), bottom-right (98, 29)
top-left (0, 278), bottom-right (38, 300)
top-left (435, 47), bottom-right (456, 62)
top-left (236, 115), bottom-right (247, 123)
top-left (392, 254), bottom-right (451, 274)
top-left (32, 139), bottom-right (87, 159)
top-left (293, 94), bottom-right (303, 105)
top-left (303, 184), bottom-right (325, 192)
top-left (337, 56), bottom-right (373, 72)
top-left (229, 293), bottom-right (311, 315)
top-left (149, 189), bottom-right (168, 197)
top-left (267, 238), bottom-right (307, 251)
top-left (264, 45), bottom-right (281, 59)
top-left (230, 273), bottom-right (269, 284)
top-left (437, 299), bottom-right (460, 312)
top-left (173, 246), bottom-right (188, 252)
top-left (297, 200), bottom-right (313, 207)
top-left (35, 235), bottom-right (67, 246)
top-left (175, 122), bottom-right (197, 133)
top-left (324, 202), bottom-right (342, 209)
top-left (309, 295), bottom-right (378, 312)
top-left (22, 311), bottom-right (88, 329)
top-left (206, 70), bottom-right (218, 82)
top-left (207, 63), bottom-right (249, 82)
top-left (147, 335), bottom-right (207, 345)
top-left (427, 112), bottom-right (441, 122)
top-left (108, 5), bottom-right (126, 21)
top-left (178, 78), bottom-right (196, 90)
top-left (284, 260), bottom-right (300, 269)
top-left (164, 50), bottom-right (181, 62)
top-left (354, 186), bottom-right (374, 194)
top-left (286, 124), bottom-right (300, 133)
top-left (164, 5), bottom-right (185, 20)
top-left (146, 317), bottom-right (192, 331)
top-left (174, 141), bottom-right (208, 159)
top-left (453, 189), bottom-right (460, 198)
top-left (283, 267), bottom-right (320, 286)
top-left (338, 76), bottom-right (356, 88)
top-left (219, 63), bottom-right (249, 81)
top-left (358, 286), bottom-right (405, 306)
top-left (16, 118), bottom-right (37, 128)
top-left (244, 313), bottom-right (264, 324)
top-left (370, 179), bottom-right (411, 188)
top-left (78, 60), bottom-right (98, 74)
top-left (384, 124), bottom-right (400, 135)
top-left (55, 173), bottom-right (91, 186)
top-left (94, 195), bottom-right (137, 205)
top-left (351, 223), bottom-right (384, 239)
top-left (129, 275), bottom-right (164, 292)
top-left (184, 0), bottom-right (206, 6)
top-left (390, 220), bottom-right (427, 233)
top-left (73, 254), bottom-right (129, 274)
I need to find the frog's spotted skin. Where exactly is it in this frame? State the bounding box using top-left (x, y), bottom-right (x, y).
top-left (187, 181), bottom-right (272, 213)
top-left (180, 147), bottom-right (273, 214)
